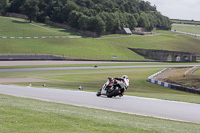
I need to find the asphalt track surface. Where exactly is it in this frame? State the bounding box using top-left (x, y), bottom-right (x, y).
top-left (0, 64), bottom-right (200, 72)
top-left (0, 84), bottom-right (200, 124)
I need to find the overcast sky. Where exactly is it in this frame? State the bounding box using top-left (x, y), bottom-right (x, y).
top-left (144, 0), bottom-right (200, 21)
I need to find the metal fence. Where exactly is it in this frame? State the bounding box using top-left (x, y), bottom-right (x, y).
top-left (0, 54), bottom-right (154, 62)
top-left (0, 54), bottom-right (65, 60)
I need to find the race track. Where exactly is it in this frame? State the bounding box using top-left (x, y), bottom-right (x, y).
top-left (0, 64), bottom-right (200, 72)
top-left (0, 84), bottom-right (200, 124)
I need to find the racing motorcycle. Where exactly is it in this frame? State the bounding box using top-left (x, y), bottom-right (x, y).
top-left (96, 76), bottom-right (129, 98)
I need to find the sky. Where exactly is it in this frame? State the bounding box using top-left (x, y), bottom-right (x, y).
top-left (144, 0), bottom-right (200, 21)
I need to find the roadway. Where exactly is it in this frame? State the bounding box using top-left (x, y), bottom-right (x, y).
top-left (0, 64), bottom-right (200, 72)
top-left (0, 84), bottom-right (200, 124)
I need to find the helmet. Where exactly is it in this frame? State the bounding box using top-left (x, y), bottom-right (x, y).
top-left (122, 75), bottom-right (128, 79)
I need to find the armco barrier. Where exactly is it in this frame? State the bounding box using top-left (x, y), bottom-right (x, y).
top-left (148, 68), bottom-right (200, 95)
top-left (0, 54), bottom-right (65, 60)
top-left (0, 36), bottom-right (82, 39)
top-left (148, 79), bottom-right (172, 88)
top-left (171, 84), bottom-right (200, 95)
top-left (147, 68), bottom-right (172, 88)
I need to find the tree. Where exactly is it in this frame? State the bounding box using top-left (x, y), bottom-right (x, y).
top-left (7, 0), bottom-right (172, 34)
top-left (8, 0), bottom-right (25, 13)
top-left (68, 10), bottom-right (83, 28)
top-left (118, 13), bottom-right (127, 30)
top-left (147, 13), bottom-right (157, 31)
top-left (20, 0), bottom-right (39, 23)
top-left (62, 1), bottom-right (79, 23)
top-left (153, 12), bottom-right (172, 30)
top-left (139, 1), bottom-right (156, 12)
top-left (127, 14), bottom-right (138, 30)
top-left (78, 15), bottom-right (90, 30)
top-left (89, 16), bottom-right (105, 34)
top-left (113, 13), bottom-right (121, 31)
top-left (138, 12), bottom-right (150, 29)
top-left (0, 0), bottom-right (9, 15)
top-left (133, 13), bottom-right (139, 20)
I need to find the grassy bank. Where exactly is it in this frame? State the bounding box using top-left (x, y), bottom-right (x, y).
top-left (1, 68), bottom-right (200, 103)
top-left (167, 68), bottom-right (200, 90)
top-left (0, 16), bottom-right (80, 37)
top-left (0, 17), bottom-right (60, 37)
top-left (1, 94), bottom-right (200, 133)
top-left (1, 17), bottom-right (200, 61)
top-left (1, 33), bottom-right (200, 60)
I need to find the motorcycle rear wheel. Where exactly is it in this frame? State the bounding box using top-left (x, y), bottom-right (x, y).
top-left (106, 87), bottom-right (120, 98)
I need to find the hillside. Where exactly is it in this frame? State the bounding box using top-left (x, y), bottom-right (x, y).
top-left (0, 17), bottom-right (200, 61)
top-left (1, 0), bottom-right (171, 34)
top-left (172, 24), bottom-right (200, 35)
top-left (0, 16), bottom-right (83, 37)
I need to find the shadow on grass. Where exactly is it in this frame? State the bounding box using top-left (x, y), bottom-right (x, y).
top-left (41, 23), bottom-right (89, 37)
top-left (10, 18), bottom-right (91, 37)
top-left (11, 20), bottom-right (30, 24)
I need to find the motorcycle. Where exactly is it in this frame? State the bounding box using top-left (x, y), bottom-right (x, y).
top-left (96, 77), bottom-right (127, 98)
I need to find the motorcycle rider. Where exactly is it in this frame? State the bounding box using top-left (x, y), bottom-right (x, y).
top-left (97, 75), bottom-right (129, 97)
top-left (115, 75), bottom-right (129, 96)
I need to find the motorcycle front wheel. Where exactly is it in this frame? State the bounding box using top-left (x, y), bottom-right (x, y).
top-left (96, 90), bottom-right (101, 96)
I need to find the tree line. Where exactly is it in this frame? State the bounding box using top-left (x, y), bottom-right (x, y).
top-left (0, 0), bottom-right (172, 34)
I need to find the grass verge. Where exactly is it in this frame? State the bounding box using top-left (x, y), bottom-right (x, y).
top-left (0, 94), bottom-right (200, 133)
top-left (172, 24), bottom-right (200, 34)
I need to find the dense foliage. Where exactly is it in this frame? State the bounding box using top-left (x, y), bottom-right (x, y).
top-left (0, 0), bottom-right (10, 15)
top-left (2, 0), bottom-right (172, 34)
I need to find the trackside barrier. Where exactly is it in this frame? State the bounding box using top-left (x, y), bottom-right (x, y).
top-left (0, 54), bottom-right (65, 60)
top-left (171, 85), bottom-right (200, 95)
top-left (147, 68), bottom-right (172, 88)
top-left (0, 36), bottom-right (82, 39)
top-left (147, 68), bottom-right (200, 95)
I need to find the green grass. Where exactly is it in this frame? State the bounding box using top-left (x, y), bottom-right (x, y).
top-left (0, 16), bottom-right (82, 37)
top-left (100, 34), bottom-right (134, 38)
top-left (0, 17), bottom-right (62, 37)
top-left (1, 68), bottom-right (200, 103)
top-left (0, 37), bottom-right (148, 60)
top-left (1, 94), bottom-right (200, 133)
top-left (31, 21), bottom-right (85, 37)
top-left (152, 30), bottom-right (179, 35)
top-left (172, 24), bottom-right (200, 34)
top-left (0, 17), bottom-right (200, 61)
top-left (194, 69), bottom-right (200, 75)
top-left (1, 32), bottom-right (200, 60)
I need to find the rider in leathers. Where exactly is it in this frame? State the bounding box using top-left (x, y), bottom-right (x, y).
top-left (99, 75), bottom-right (129, 96)
top-left (115, 75), bottom-right (129, 96)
